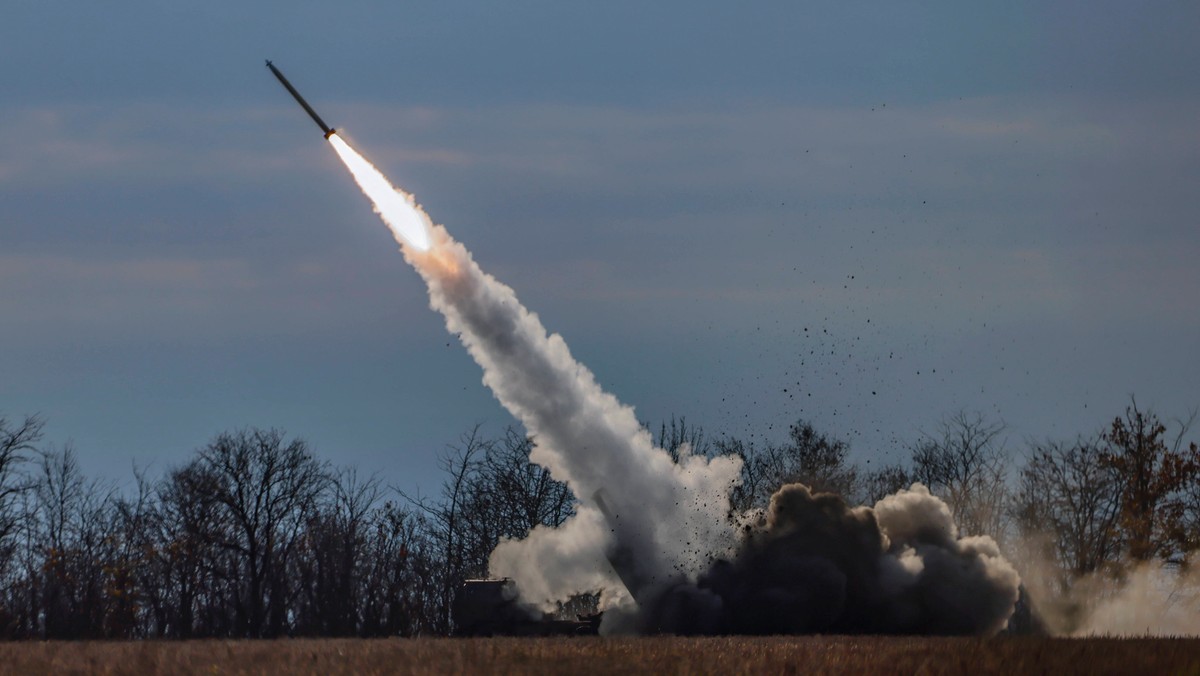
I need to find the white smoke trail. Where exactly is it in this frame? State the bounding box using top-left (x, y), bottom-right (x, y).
top-left (409, 226), bottom-right (743, 609)
top-left (324, 133), bottom-right (1022, 634)
top-left (326, 133), bottom-right (742, 611)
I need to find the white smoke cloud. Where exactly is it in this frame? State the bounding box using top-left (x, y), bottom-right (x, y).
top-left (488, 507), bottom-right (630, 612)
top-left (874, 485), bottom-right (1020, 635)
top-left (404, 224), bottom-right (742, 610)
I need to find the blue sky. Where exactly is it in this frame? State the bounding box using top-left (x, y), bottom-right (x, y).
top-left (3, 2), bottom-right (1198, 491)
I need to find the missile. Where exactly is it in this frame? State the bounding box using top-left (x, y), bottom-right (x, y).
top-left (265, 60), bottom-right (335, 139)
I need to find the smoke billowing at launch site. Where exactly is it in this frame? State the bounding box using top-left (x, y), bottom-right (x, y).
top-left (4, 0), bottom-right (1198, 652)
top-left (321, 118), bottom-right (1022, 636)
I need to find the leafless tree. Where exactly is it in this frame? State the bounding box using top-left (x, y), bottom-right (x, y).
top-left (190, 428), bottom-right (329, 637)
top-left (107, 466), bottom-right (159, 638)
top-left (478, 427), bottom-right (574, 536)
top-left (0, 415), bottom-right (41, 555)
top-left (292, 467), bottom-right (383, 636)
top-left (23, 445), bottom-right (120, 638)
top-left (780, 421), bottom-right (859, 497)
top-left (145, 461), bottom-right (227, 637)
top-left (402, 426), bottom-right (490, 634)
top-left (402, 425), bottom-right (577, 633)
top-left (859, 464), bottom-right (913, 505)
top-left (909, 411), bottom-right (1012, 543)
top-left (726, 421), bottom-right (860, 513)
top-left (355, 501), bottom-right (441, 636)
top-left (1014, 437), bottom-right (1123, 584)
top-left (655, 416), bottom-right (713, 461)
top-left (0, 414), bottom-right (42, 634)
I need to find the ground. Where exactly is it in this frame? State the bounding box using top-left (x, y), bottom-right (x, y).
top-left (3, 636), bottom-right (1199, 675)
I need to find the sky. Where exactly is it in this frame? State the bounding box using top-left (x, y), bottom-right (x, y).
top-left (3, 1), bottom-right (1198, 493)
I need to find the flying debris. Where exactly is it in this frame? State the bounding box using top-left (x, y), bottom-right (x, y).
top-left (265, 60), bottom-right (336, 139)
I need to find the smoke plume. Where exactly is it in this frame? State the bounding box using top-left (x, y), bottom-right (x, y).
top-left (1072, 561), bottom-right (1200, 636)
top-left (404, 226), bottom-right (742, 609)
top-left (628, 483), bottom-right (1020, 635)
top-left (329, 133), bottom-right (1021, 635)
top-left (1016, 550), bottom-right (1200, 637)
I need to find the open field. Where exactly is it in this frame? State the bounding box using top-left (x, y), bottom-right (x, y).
top-left (4, 636), bottom-right (1200, 675)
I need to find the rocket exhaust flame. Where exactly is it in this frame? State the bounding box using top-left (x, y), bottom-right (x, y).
top-left (327, 133), bottom-right (431, 251)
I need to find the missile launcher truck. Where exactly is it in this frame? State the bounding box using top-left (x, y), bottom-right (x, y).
top-left (452, 578), bottom-right (601, 636)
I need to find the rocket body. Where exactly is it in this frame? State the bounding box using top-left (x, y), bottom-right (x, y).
top-left (266, 60), bottom-right (336, 138)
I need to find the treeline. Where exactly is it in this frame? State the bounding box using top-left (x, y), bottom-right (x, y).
top-left (0, 422), bottom-right (580, 639)
top-left (0, 400), bottom-right (1196, 639)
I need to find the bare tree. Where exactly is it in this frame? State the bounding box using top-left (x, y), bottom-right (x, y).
top-left (146, 461), bottom-right (227, 637)
top-left (403, 425), bottom-right (578, 633)
top-left (1100, 399), bottom-right (1199, 562)
top-left (0, 416), bottom-right (41, 552)
top-left (732, 421), bottom-right (861, 511)
top-left (909, 411), bottom-right (1011, 542)
top-left (402, 426), bottom-right (490, 634)
top-left (655, 416), bottom-right (713, 461)
top-left (1015, 437), bottom-right (1123, 582)
top-left (1176, 411), bottom-right (1200, 553)
top-left (292, 467), bottom-right (384, 636)
top-left (780, 421), bottom-right (859, 497)
top-left (478, 427), bottom-right (574, 536)
top-left (358, 501), bottom-right (441, 636)
top-left (108, 466), bottom-right (159, 638)
top-left (860, 464), bottom-right (912, 505)
top-left (191, 428), bottom-right (329, 637)
top-left (0, 414), bottom-right (42, 634)
top-left (26, 445), bottom-right (119, 638)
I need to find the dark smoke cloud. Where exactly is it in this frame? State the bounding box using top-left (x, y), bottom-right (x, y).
top-left (610, 483), bottom-right (1020, 636)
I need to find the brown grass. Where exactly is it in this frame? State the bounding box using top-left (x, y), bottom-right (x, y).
top-left (2, 636), bottom-right (1200, 675)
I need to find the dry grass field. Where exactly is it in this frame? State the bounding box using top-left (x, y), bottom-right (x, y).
top-left (3, 636), bottom-right (1199, 675)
